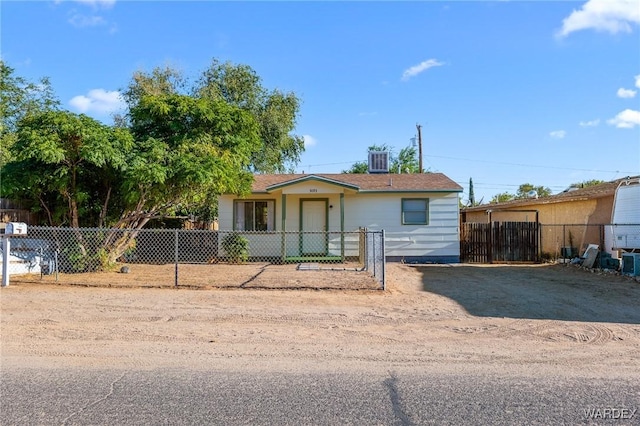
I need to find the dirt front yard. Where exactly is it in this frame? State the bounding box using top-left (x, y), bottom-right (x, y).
top-left (8, 262), bottom-right (382, 290)
top-left (1, 263), bottom-right (639, 378)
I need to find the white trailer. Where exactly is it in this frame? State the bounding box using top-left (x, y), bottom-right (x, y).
top-left (606, 177), bottom-right (640, 254)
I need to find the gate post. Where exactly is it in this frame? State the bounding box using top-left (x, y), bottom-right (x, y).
top-left (381, 229), bottom-right (386, 290)
top-left (487, 222), bottom-right (494, 264)
top-left (2, 237), bottom-right (10, 287)
top-left (174, 229), bottom-right (179, 287)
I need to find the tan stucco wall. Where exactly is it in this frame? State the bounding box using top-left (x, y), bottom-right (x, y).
top-left (461, 196), bottom-right (614, 256)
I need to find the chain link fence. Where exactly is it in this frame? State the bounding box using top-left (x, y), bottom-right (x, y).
top-left (540, 224), bottom-right (640, 266)
top-left (2, 226), bottom-right (385, 290)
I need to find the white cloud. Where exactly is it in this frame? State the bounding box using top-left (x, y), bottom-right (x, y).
top-left (636, 74), bottom-right (640, 88)
top-left (617, 87), bottom-right (637, 98)
top-left (62, 0), bottom-right (115, 29)
top-left (550, 130), bottom-right (567, 139)
top-left (303, 135), bottom-right (317, 148)
top-left (74, 0), bottom-right (116, 9)
top-left (68, 13), bottom-right (105, 27)
top-left (607, 109), bottom-right (640, 128)
top-left (401, 59), bottom-right (444, 81)
top-left (579, 119), bottom-right (600, 127)
top-left (69, 89), bottom-right (125, 114)
top-left (556, 0), bottom-right (639, 38)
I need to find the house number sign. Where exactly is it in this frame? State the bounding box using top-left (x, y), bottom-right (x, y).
top-left (309, 189), bottom-right (318, 193)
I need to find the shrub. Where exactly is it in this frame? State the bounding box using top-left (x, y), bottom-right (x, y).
top-left (221, 232), bottom-right (249, 263)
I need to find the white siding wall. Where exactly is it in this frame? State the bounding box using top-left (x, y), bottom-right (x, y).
top-left (343, 192), bottom-right (460, 259)
top-left (217, 195), bottom-right (283, 258)
top-left (220, 191), bottom-right (461, 260)
top-left (219, 193), bottom-right (348, 258)
top-left (217, 195), bottom-right (235, 231)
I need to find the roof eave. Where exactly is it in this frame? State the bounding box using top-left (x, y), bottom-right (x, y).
top-left (264, 175), bottom-right (360, 192)
top-left (358, 188), bottom-right (463, 194)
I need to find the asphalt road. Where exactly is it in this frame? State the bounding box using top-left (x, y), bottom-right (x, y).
top-left (2, 368), bottom-right (638, 425)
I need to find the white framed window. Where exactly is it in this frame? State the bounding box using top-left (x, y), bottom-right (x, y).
top-left (234, 200), bottom-right (275, 231)
top-left (402, 198), bottom-right (429, 225)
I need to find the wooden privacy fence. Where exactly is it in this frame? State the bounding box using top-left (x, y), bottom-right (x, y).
top-left (461, 221), bottom-right (540, 263)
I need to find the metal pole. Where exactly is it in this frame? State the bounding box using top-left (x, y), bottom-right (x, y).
top-left (371, 231), bottom-right (375, 278)
top-left (174, 229), bottom-right (179, 287)
top-left (2, 237), bottom-right (10, 287)
top-left (40, 247), bottom-right (44, 280)
top-left (340, 193), bottom-right (345, 261)
top-left (381, 230), bottom-right (386, 291)
top-left (416, 124), bottom-right (423, 174)
top-left (55, 249), bottom-right (59, 281)
top-left (281, 194), bottom-right (287, 263)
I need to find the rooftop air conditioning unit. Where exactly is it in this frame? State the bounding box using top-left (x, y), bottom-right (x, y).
top-left (621, 253), bottom-right (640, 277)
top-left (368, 151), bottom-right (389, 174)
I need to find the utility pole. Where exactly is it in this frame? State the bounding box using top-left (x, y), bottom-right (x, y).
top-left (416, 123), bottom-right (423, 173)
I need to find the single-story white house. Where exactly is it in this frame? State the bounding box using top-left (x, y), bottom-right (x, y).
top-left (218, 172), bottom-right (463, 263)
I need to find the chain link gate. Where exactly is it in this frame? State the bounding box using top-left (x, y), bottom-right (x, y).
top-left (361, 228), bottom-right (385, 289)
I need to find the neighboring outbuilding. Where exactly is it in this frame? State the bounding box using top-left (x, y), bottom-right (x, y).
top-left (460, 176), bottom-right (640, 259)
top-left (218, 172), bottom-right (463, 263)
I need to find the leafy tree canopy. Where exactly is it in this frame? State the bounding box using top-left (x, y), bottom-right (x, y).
top-left (1, 60), bottom-right (59, 166)
top-left (490, 183), bottom-right (552, 204)
top-left (490, 192), bottom-right (516, 204)
top-left (197, 59), bottom-right (304, 173)
top-left (1, 59), bottom-right (305, 268)
top-left (568, 179), bottom-right (605, 189)
top-left (516, 183), bottom-right (552, 198)
top-left (3, 110), bottom-right (133, 228)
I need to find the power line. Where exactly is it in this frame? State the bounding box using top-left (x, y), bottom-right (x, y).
top-left (303, 155), bottom-right (636, 175)
top-left (425, 154), bottom-right (636, 175)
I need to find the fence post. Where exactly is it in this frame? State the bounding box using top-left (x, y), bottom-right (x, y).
top-left (281, 231), bottom-right (286, 264)
top-left (381, 229), bottom-right (386, 291)
top-left (2, 237), bottom-right (10, 287)
top-left (360, 227), bottom-right (367, 270)
top-left (174, 229), bottom-right (179, 287)
top-left (371, 231), bottom-right (375, 278)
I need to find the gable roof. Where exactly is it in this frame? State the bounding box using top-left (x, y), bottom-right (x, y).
top-left (265, 175), bottom-right (361, 192)
top-left (461, 176), bottom-right (639, 212)
top-left (250, 173), bottom-right (463, 193)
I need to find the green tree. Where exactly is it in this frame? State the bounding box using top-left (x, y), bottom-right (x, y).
top-left (516, 183), bottom-right (552, 198)
top-left (196, 59), bottom-right (304, 173)
top-left (569, 179), bottom-right (605, 189)
top-left (119, 61), bottom-right (305, 223)
top-left (1, 61), bottom-right (59, 167)
top-left (3, 110), bottom-right (132, 228)
top-left (344, 161), bottom-right (370, 174)
top-left (342, 144), bottom-right (421, 174)
top-left (394, 146), bottom-right (419, 173)
top-left (490, 192), bottom-right (516, 203)
top-left (109, 80), bottom-right (262, 264)
top-left (121, 91), bottom-right (258, 228)
top-left (464, 177), bottom-right (484, 206)
top-left (2, 61), bottom-right (303, 267)
top-left (489, 183), bottom-right (553, 203)
top-left (2, 110), bottom-right (133, 269)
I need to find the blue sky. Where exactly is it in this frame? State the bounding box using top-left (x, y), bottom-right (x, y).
top-left (2, 0), bottom-right (639, 203)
